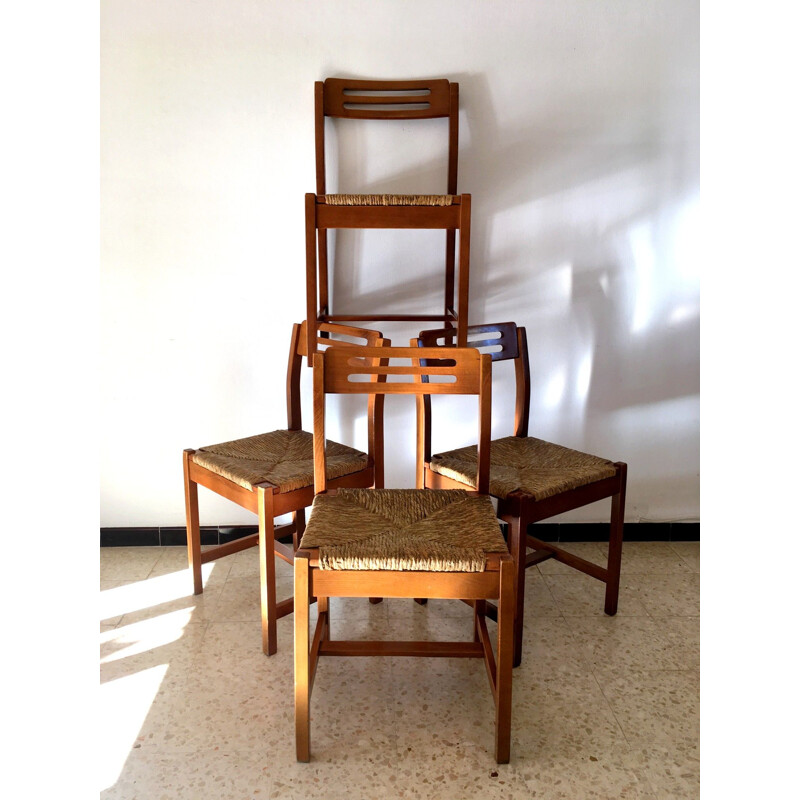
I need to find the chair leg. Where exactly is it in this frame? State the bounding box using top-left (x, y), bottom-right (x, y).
top-left (495, 557), bottom-right (514, 764)
top-left (293, 508), bottom-right (306, 551)
top-left (295, 553), bottom-right (311, 762)
top-left (183, 450), bottom-right (203, 595)
top-left (473, 599), bottom-right (486, 642)
top-left (604, 463), bottom-right (627, 616)
top-left (318, 594), bottom-right (329, 633)
top-left (505, 513), bottom-right (528, 668)
top-left (258, 487), bottom-right (278, 656)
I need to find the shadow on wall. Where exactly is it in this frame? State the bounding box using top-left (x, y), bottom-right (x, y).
top-left (318, 70), bottom-right (699, 427)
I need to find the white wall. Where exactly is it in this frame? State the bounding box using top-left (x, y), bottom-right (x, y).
top-left (101, 0), bottom-right (699, 527)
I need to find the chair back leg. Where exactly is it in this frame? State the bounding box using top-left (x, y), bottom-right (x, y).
top-left (183, 449), bottom-right (203, 595)
top-left (604, 463), bottom-right (627, 615)
top-left (258, 487), bottom-right (278, 656)
top-left (502, 511), bottom-right (529, 669)
top-left (294, 551), bottom-right (311, 762)
top-left (495, 557), bottom-right (515, 763)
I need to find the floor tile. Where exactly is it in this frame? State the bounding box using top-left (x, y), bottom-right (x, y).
top-left (516, 746), bottom-right (659, 799)
top-left (516, 615), bottom-right (594, 679)
top-left (594, 668), bottom-right (700, 745)
top-left (101, 566), bottom-right (224, 626)
top-left (667, 541), bottom-right (700, 571)
top-left (150, 546), bottom-right (233, 589)
top-left (630, 739), bottom-right (700, 799)
top-left (100, 547), bottom-right (164, 581)
top-left (564, 616), bottom-right (699, 672)
top-left (544, 572), bottom-right (649, 616)
top-left (305, 657), bottom-right (397, 753)
top-left (266, 741), bottom-right (400, 799)
top-left (323, 595), bottom-right (392, 625)
top-left (599, 542), bottom-right (693, 575)
top-left (229, 546), bottom-right (293, 582)
top-left (627, 572), bottom-right (700, 617)
top-left (101, 748), bottom-right (273, 799)
top-left (394, 743), bottom-right (532, 799)
top-left (96, 543), bottom-right (700, 798)
top-left (212, 575), bottom-right (294, 625)
top-left (101, 580), bottom-right (132, 627)
top-left (518, 569), bottom-right (565, 617)
top-left (511, 672), bottom-right (628, 755)
top-left (196, 620), bottom-right (292, 676)
top-left (383, 596), bottom-right (486, 620)
top-left (390, 656), bottom-right (498, 751)
top-left (100, 616), bottom-right (208, 681)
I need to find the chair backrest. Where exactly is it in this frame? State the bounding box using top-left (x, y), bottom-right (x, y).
top-left (288, 321), bottom-right (388, 485)
top-left (415, 322), bottom-right (531, 447)
top-left (315, 78), bottom-right (459, 196)
top-left (312, 345), bottom-right (491, 495)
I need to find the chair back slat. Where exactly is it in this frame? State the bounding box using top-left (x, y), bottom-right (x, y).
top-left (321, 346), bottom-right (482, 395)
top-left (313, 346), bottom-right (491, 494)
top-left (415, 321), bottom-right (532, 451)
top-left (295, 320), bottom-right (384, 359)
top-left (322, 78), bottom-right (453, 120)
top-left (417, 322), bottom-right (519, 362)
top-left (286, 322), bottom-right (387, 485)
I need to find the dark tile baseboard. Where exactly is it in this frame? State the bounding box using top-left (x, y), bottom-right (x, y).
top-left (100, 525), bottom-right (260, 547)
top-left (530, 521), bottom-right (699, 542)
top-left (100, 521), bottom-right (699, 547)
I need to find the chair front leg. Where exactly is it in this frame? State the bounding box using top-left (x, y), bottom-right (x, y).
top-left (293, 508), bottom-right (306, 551)
top-left (604, 462), bottom-right (627, 616)
top-left (258, 487), bottom-right (278, 655)
top-left (183, 450), bottom-right (203, 595)
top-left (502, 510), bottom-right (528, 668)
top-left (495, 557), bottom-right (514, 764)
top-left (295, 552), bottom-right (311, 762)
top-left (473, 599), bottom-right (486, 642)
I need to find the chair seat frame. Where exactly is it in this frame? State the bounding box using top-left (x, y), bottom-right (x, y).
top-left (295, 544), bottom-right (514, 762)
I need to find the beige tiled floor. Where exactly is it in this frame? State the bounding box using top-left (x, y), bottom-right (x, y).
top-left (100, 541), bottom-right (699, 799)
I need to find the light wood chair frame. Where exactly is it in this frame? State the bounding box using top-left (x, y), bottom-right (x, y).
top-left (183, 321), bottom-right (387, 656)
top-left (306, 77), bottom-right (470, 361)
top-left (295, 345), bottom-right (514, 763)
top-left (416, 322), bottom-right (627, 667)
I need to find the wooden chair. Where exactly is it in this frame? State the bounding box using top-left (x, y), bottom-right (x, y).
top-left (182, 321), bottom-right (387, 656)
top-left (415, 322), bottom-right (627, 667)
top-left (305, 77), bottom-right (470, 361)
top-left (295, 345), bottom-right (515, 763)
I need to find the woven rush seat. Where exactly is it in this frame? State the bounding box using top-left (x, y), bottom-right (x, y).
top-left (193, 429), bottom-right (367, 493)
top-left (429, 435), bottom-right (617, 501)
top-left (300, 488), bottom-right (506, 571)
top-left (322, 193), bottom-right (455, 206)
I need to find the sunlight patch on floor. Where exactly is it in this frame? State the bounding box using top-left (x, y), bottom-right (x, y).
top-left (99, 664), bottom-right (168, 791)
top-left (101, 608), bottom-right (193, 662)
top-left (101, 568), bottom-right (204, 623)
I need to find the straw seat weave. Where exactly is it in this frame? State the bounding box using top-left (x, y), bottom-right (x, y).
top-left (300, 489), bottom-right (507, 571)
top-left (193, 430), bottom-right (367, 493)
top-left (323, 194), bottom-right (454, 206)
top-left (429, 436), bottom-right (617, 501)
